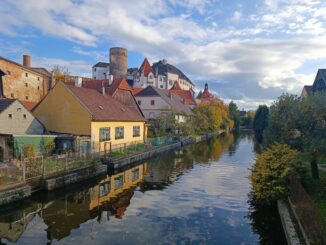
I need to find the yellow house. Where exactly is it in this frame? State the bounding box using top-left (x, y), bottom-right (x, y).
top-left (33, 81), bottom-right (146, 152)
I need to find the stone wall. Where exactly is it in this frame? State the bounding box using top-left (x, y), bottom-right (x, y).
top-left (0, 58), bottom-right (50, 102)
top-left (0, 185), bottom-right (31, 206)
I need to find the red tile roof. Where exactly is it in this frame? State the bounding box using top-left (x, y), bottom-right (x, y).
top-left (21, 100), bottom-right (38, 111)
top-left (64, 84), bottom-right (145, 122)
top-left (131, 88), bottom-right (144, 95)
top-left (170, 81), bottom-right (195, 105)
top-left (107, 78), bottom-right (133, 96)
top-left (197, 83), bottom-right (214, 101)
top-left (139, 58), bottom-right (154, 76)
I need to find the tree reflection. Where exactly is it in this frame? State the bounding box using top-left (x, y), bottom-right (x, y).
top-left (247, 196), bottom-right (287, 245)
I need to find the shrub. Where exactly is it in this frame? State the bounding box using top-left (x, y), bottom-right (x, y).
top-left (250, 143), bottom-right (301, 204)
top-left (23, 144), bottom-right (36, 159)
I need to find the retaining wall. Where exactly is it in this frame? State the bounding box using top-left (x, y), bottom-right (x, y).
top-left (0, 185), bottom-right (31, 206)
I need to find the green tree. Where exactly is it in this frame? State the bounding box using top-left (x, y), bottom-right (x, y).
top-left (228, 101), bottom-right (240, 130)
top-left (253, 105), bottom-right (269, 142)
top-left (250, 143), bottom-right (301, 204)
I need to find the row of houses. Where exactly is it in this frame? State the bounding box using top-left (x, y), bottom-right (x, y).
top-left (0, 48), bottom-right (215, 162)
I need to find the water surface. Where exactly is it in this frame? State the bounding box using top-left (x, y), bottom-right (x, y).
top-left (0, 133), bottom-right (286, 244)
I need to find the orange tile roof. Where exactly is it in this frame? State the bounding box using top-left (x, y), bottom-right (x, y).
top-left (131, 88), bottom-right (144, 95)
top-left (107, 78), bottom-right (132, 95)
top-left (139, 58), bottom-right (154, 76)
top-left (21, 100), bottom-right (38, 111)
top-left (170, 81), bottom-right (195, 105)
top-left (170, 81), bottom-right (182, 91)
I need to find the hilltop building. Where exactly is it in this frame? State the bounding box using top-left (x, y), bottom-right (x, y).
top-left (0, 55), bottom-right (51, 109)
top-left (133, 58), bottom-right (195, 91)
top-left (92, 47), bottom-right (128, 80)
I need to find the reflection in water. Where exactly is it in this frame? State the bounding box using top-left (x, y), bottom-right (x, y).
top-left (0, 132), bottom-right (286, 244)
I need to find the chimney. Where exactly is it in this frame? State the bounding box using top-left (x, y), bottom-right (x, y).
top-left (102, 82), bottom-right (106, 96)
top-left (74, 76), bottom-right (82, 87)
top-left (23, 55), bottom-right (31, 67)
top-left (108, 75), bottom-right (114, 86)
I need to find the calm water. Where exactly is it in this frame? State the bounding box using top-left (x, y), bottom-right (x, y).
top-left (0, 133), bottom-right (286, 245)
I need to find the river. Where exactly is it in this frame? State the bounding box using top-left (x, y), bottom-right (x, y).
top-left (0, 132), bottom-right (286, 244)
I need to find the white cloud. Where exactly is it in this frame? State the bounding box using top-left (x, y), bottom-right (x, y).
top-left (2, 0), bottom-right (326, 109)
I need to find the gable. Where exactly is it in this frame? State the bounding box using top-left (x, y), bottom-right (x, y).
top-left (33, 82), bottom-right (92, 135)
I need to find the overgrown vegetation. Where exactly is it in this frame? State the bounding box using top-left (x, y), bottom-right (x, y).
top-left (250, 143), bottom-right (302, 204)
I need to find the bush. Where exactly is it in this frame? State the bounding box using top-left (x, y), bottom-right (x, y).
top-left (23, 144), bottom-right (36, 159)
top-left (250, 143), bottom-right (301, 204)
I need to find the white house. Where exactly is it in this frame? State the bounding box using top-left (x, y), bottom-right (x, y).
top-left (134, 86), bottom-right (192, 123)
top-left (92, 62), bottom-right (110, 80)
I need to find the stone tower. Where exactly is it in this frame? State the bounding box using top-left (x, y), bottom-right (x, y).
top-left (109, 47), bottom-right (128, 78)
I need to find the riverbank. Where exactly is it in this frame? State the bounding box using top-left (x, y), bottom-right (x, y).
top-left (0, 130), bottom-right (225, 206)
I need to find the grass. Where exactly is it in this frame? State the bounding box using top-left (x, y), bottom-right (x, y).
top-left (108, 143), bottom-right (149, 158)
top-left (301, 166), bottom-right (326, 240)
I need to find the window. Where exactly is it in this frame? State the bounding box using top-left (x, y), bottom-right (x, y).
top-left (8, 114), bottom-right (12, 119)
top-left (169, 80), bottom-right (173, 85)
top-left (133, 126), bottom-right (140, 137)
top-left (37, 77), bottom-right (40, 81)
top-left (25, 83), bottom-right (28, 87)
top-left (23, 114), bottom-right (26, 119)
top-left (99, 182), bottom-right (110, 197)
top-left (10, 93), bottom-right (14, 98)
top-left (99, 127), bottom-right (110, 142)
top-left (160, 85), bottom-right (163, 88)
top-left (7, 70), bottom-right (11, 75)
top-left (37, 86), bottom-right (40, 90)
top-left (137, 100), bottom-right (141, 105)
top-left (151, 100), bottom-right (155, 105)
top-left (25, 73), bottom-right (28, 77)
top-left (115, 126), bottom-right (124, 139)
top-left (25, 95), bottom-right (28, 100)
top-left (114, 175), bottom-right (124, 189)
top-left (94, 68), bottom-right (97, 72)
top-left (131, 168), bottom-right (139, 181)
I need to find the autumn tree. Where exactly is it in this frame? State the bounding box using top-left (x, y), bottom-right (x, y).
top-left (51, 65), bottom-right (70, 85)
top-left (228, 101), bottom-right (240, 130)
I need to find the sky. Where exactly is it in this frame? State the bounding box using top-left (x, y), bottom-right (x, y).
top-left (1, 0), bottom-right (326, 109)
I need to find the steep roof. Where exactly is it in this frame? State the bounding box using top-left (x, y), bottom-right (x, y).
top-left (312, 69), bottom-right (326, 92)
top-left (197, 83), bottom-right (214, 100)
top-left (152, 60), bottom-right (194, 85)
top-left (93, 62), bottom-right (110, 68)
top-left (170, 81), bottom-right (196, 105)
top-left (21, 100), bottom-right (38, 111)
top-left (132, 88), bottom-right (144, 95)
top-left (139, 58), bottom-right (154, 76)
top-left (107, 78), bottom-right (132, 96)
top-left (135, 86), bottom-right (192, 115)
top-left (0, 98), bottom-right (15, 113)
top-left (0, 56), bottom-right (51, 77)
top-left (65, 84), bottom-right (145, 122)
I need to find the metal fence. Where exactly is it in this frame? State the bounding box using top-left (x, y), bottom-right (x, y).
top-left (289, 175), bottom-right (325, 244)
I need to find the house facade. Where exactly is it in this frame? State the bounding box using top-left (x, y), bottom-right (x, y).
top-left (33, 82), bottom-right (146, 153)
top-left (0, 99), bottom-right (44, 135)
top-left (133, 58), bottom-right (195, 91)
top-left (0, 55), bottom-right (51, 106)
top-left (92, 62), bottom-right (110, 80)
top-left (135, 86), bottom-right (192, 122)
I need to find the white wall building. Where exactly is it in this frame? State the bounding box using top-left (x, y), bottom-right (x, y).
top-left (92, 62), bottom-right (110, 80)
top-left (134, 86), bottom-right (192, 123)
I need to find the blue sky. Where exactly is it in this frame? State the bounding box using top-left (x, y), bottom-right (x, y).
top-left (1, 0), bottom-right (326, 109)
